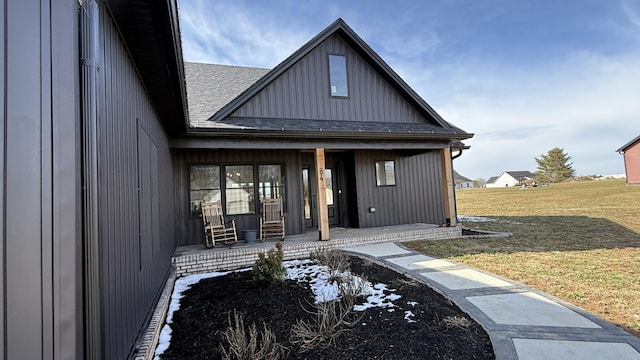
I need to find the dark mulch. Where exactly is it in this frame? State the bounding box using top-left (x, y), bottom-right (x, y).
top-left (159, 256), bottom-right (495, 360)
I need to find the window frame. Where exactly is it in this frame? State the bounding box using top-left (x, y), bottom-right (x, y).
top-left (225, 164), bottom-right (255, 215)
top-left (375, 160), bottom-right (397, 187)
top-left (189, 164), bottom-right (222, 218)
top-left (328, 54), bottom-right (349, 98)
top-left (188, 162), bottom-right (286, 218)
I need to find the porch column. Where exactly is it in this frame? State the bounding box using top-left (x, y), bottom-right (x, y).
top-left (440, 148), bottom-right (457, 226)
top-left (314, 148), bottom-right (330, 240)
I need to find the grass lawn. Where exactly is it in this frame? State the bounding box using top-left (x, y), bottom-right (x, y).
top-left (404, 178), bottom-right (640, 337)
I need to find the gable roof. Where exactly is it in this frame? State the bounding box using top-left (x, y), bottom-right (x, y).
top-left (185, 18), bottom-right (472, 142)
top-left (185, 63), bottom-right (269, 127)
top-left (616, 135), bottom-right (640, 153)
top-left (505, 171), bottom-right (536, 179)
top-left (486, 176), bottom-right (498, 184)
top-left (453, 170), bottom-right (472, 182)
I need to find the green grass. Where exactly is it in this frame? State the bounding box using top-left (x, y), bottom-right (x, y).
top-left (404, 179), bottom-right (640, 337)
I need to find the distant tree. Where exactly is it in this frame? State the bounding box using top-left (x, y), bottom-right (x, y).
top-left (474, 178), bottom-right (486, 188)
top-left (535, 147), bottom-right (575, 183)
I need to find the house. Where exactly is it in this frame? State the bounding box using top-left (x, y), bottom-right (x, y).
top-left (1, 1), bottom-right (471, 359)
top-left (176, 19), bottom-right (473, 245)
top-left (485, 171), bottom-right (536, 188)
top-left (454, 170), bottom-right (474, 189)
top-left (616, 135), bottom-right (640, 185)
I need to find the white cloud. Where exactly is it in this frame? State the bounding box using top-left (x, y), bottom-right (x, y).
top-left (421, 50), bottom-right (640, 178)
top-left (178, 0), bottom-right (640, 179)
top-left (178, 0), bottom-right (315, 67)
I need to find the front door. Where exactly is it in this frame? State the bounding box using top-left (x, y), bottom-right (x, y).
top-left (302, 164), bottom-right (341, 228)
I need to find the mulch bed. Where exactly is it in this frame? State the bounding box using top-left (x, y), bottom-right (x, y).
top-left (159, 256), bottom-right (495, 359)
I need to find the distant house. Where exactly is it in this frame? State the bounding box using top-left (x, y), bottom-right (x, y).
top-left (616, 135), bottom-right (640, 185)
top-left (453, 170), bottom-right (474, 189)
top-left (485, 171), bottom-right (536, 188)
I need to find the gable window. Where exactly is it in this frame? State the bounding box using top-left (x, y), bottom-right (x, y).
top-left (375, 160), bottom-right (396, 186)
top-left (329, 54), bottom-right (348, 97)
top-left (190, 165), bottom-right (221, 217)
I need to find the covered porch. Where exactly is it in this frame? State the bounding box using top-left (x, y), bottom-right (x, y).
top-left (172, 223), bottom-right (462, 276)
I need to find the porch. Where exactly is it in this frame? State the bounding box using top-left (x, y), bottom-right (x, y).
top-left (172, 223), bottom-right (462, 276)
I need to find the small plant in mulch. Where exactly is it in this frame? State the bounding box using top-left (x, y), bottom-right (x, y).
top-left (218, 310), bottom-right (288, 360)
top-left (252, 243), bottom-right (286, 286)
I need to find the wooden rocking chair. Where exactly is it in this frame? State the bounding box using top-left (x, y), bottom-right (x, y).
top-left (201, 201), bottom-right (238, 248)
top-left (259, 198), bottom-right (285, 241)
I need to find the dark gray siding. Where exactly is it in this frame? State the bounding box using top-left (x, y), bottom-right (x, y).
top-left (173, 149), bottom-right (303, 246)
top-left (354, 150), bottom-right (446, 227)
top-left (2, 0), bottom-right (82, 359)
top-left (234, 34), bottom-right (426, 124)
top-left (90, 7), bottom-right (176, 359)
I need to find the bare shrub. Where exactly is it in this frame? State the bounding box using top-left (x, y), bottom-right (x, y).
top-left (290, 299), bottom-right (361, 352)
top-left (337, 273), bottom-right (369, 306)
top-left (218, 310), bottom-right (287, 360)
top-left (441, 315), bottom-right (472, 331)
top-left (290, 249), bottom-right (370, 352)
top-left (310, 248), bottom-right (348, 282)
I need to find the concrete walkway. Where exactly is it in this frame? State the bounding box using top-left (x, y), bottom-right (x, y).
top-left (342, 242), bottom-right (640, 360)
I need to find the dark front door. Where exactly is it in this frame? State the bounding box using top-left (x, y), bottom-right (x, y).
top-left (302, 164), bottom-right (342, 228)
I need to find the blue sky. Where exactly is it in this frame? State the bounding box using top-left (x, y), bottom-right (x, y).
top-left (178, 0), bottom-right (640, 180)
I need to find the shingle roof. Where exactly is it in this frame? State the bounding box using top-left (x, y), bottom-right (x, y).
top-left (486, 176), bottom-right (498, 184)
top-left (505, 171), bottom-right (535, 179)
top-left (453, 170), bottom-right (472, 182)
top-left (184, 62), bottom-right (269, 127)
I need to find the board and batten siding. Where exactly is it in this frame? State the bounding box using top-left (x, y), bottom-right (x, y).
top-left (173, 149), bottom-right (304, 246)
top-left (233, 34), bottom-right (428, 124)
top-left (354, 150), bottom-right (446, 227)
top-left (3, 1), bottom-right (81, 358)
top-left (88, 7), bottom-right (176, 359)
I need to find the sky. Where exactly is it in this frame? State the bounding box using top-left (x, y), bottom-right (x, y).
top-left (178, 0), bottom-right (640, 180)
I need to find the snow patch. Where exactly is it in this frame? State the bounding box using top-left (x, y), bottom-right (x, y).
top-left (154, 260), bottom-right (403, 358)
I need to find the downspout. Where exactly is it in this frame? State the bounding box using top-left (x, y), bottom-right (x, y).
top-left (80, 0), bottom-right (102, 358)
top-left (450, 147), bottom-right (464, 224)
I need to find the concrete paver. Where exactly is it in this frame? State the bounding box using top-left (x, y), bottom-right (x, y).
top-left (342, 242), bottom-right (640, 360)
top-left (345, 242), bottom-right (412, 257)
top-left (512, 339), bottom-right (640, 360)
top-left (420, 268), bottom-right (512, 290)
top-left (467, 292), bottom-right (601, 328)
top-left (385, 254), bottom-right (456, 270)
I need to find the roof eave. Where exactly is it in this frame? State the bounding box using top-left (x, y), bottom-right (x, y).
top-left (104, 0), bottom-right (188, 136)
top-left (184, 128), bottom-right (474, 142)
top-left (616, 135), bottom-right (640, 153)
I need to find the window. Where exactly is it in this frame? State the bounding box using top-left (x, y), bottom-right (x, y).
top-left (329, 54), bottom-right (348, 97)
top-left (375, 160), bottom-right (396, 186)
top-left (258, 165), bottom-right (285, 202)
top-left (189, 163), bottom-right (286, 217)
top-left (226, 165), bottom-right (255, 215)
top-left (190, 165), bottom-right (221, 217)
